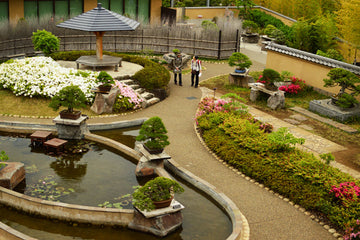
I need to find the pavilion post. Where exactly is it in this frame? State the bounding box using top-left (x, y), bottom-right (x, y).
top-left (94, 31), bottom-right (105, 60)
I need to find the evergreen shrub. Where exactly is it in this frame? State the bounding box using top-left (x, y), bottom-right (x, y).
top-left (196, 109), bottom-right (360, 233)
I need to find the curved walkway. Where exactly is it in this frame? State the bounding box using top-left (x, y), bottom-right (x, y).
top-left (0, 44), bottom-right (342, 239)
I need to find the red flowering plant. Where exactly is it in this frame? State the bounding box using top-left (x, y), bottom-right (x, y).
top-left (344, 219), bottom-right (360, 240)
top-left (329, 182), bottom-right (360, 207)
top-left (279, 76), bottom-right (306, 95)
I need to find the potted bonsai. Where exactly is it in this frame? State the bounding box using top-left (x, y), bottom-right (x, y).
top-left (49, 85), bottom-right (87, 120)
top-left (136, 116), bottom-right (170, 154)
top-left (228, 52), bottom-right (252, 73)
top-left (323, 68), bottom-right (360, 108)
top-left (241, 20), bottom-right (260, 43)
top-left (132, 176), bottom-right (184, 211)
top-left (96, 71), bottom-right (114, 92)
top-left (257, 68), bottom-right (281, 90)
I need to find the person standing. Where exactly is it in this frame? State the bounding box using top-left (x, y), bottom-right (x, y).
top-left (191, 55), bottom-right (202, 88)
top-left (173, 52), bottom-right (183, 86)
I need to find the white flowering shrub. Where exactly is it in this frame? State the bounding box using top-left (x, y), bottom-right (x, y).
top-left (0, 57), bottom-right (98, 101)
top-left (0, 57), bottom-right (145, 111)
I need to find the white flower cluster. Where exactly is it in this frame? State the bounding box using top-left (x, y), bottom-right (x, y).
top-left (0, 57), bottom-right (98, 101)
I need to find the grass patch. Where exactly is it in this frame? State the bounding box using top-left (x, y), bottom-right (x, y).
top-left (0, 88), bottom-right (97, 117)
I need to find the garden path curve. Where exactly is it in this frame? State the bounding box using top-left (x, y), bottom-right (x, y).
top-left (0, 43), bottom-right (349, 239)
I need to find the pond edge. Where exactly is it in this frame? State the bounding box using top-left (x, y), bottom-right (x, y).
top-left (0, 121), bottom-right (247, 240)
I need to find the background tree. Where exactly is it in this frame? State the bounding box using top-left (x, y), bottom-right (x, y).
top-left (236, 0), bottom-right (255, 19)
top-left (336, 0), bottom-right (360, 48)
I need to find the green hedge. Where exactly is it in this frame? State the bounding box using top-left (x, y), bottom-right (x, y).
top-left (50, 51), bottom-right (170, 90)
top-left (197, 111), bottom-right (360, 231)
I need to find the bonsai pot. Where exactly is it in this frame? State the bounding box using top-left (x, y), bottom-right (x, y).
top-left (98, 85), bottom-right (112, 92)
top-left (60, 110), bottom-right (81, 120)
top-left (0, 164), bottom-right (5, 172)
top-left (235, 69), bottom-right (246, 73)
top-left (153, 196), bottom-right (174, 209)
top-left (143, 144), bottom-right (164, 155)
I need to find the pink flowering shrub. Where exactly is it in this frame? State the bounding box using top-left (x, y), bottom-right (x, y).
top-left (330, 182), bottom-right (360, 206)
top-left (344, 220), bottom-right (360, 240)
top-left (113, 80), bottom-right (143, 110)
top-left (196, 97), bottom-right (232, 119)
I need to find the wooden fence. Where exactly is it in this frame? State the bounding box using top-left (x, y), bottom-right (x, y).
top-left (0, 28), bottom-right (240, 60)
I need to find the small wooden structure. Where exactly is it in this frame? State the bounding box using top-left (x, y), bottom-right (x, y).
top-left (44, 138), bottom-right (68, 154)
top-left (30, 131), bottom-right (52, 146)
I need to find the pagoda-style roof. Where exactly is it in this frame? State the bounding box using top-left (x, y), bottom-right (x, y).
top-left (57, 3), bottom-right (139, 32)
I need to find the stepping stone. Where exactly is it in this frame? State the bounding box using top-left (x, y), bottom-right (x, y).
top-left (290, 114), bottom-right (308, 122)
top-left (283, 118), bottom-right (301, 125)
top-left (299, 124), bottom-right (314, 131)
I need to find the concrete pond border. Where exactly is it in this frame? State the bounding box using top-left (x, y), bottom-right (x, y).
top-left (0, 119), bottom-right (246, 240)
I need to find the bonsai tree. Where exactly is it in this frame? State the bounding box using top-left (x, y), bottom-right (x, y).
top-left (0, 151), bottom-right (8, 169)
top-left (49, 85), bottom-right (87, 114)
top-left (31, 29), bottom-right (60, 55)
top-left (96, 71), bottom-right (114, 87)
top-left (323, 68), bottom-right (360, 108)
top-left (242, 20), bottom-right (258, 34)
top-left (258, 68), bottom-right (281, 85)
top-left (228, 52), bottom-right (252, 73)
top-left (132, 176), bottom-right (184, 211)
top-left (136, 116), bottom-right (170, 152)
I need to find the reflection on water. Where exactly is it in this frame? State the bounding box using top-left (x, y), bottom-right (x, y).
top-left (93, 127), bottom-right (140, 149)
top-left (0, 131), bottom-right (232, 240)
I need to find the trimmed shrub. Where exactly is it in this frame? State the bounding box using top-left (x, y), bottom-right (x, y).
top-left (32, 30), bottom-right (60, 55)
top-left (258, 68), bottom-right (281, 84)
top-left (196, 109), bottom-right (360, 233)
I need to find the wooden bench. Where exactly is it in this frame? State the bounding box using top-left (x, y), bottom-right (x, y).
top-left (44, 138), bottom-right (68, 154)
top-left (30, 131), bottom-right (52, 147)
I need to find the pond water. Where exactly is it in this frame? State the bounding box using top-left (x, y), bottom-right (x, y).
top-left (0, 130), bottom-right (232, 240)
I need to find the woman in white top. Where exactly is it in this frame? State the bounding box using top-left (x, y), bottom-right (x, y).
top-left (191, 55), bottom-right (202, 88)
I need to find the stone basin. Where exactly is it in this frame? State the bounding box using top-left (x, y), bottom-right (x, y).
top-left (0, 162), bottom-right (25, 189)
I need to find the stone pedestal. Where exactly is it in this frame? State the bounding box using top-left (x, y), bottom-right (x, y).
top-left (309, 99), bottom-right (360, 122)
top-left (128, 200), bottom-right (185, 237)
top-left (228, 72), bottom-right (254, 88)
top-left (134, 144), bottom-right (171, 177)
top-left (53, 115), bottom-right (89, 140)
top-left (0, 162), bottom-right (25, 189)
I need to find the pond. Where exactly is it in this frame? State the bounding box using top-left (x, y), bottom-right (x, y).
top-left (0, 130), bottom-right (232, 240)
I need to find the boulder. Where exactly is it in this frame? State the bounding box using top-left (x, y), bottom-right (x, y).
top-left (90, 87), bottom-right (120, 114)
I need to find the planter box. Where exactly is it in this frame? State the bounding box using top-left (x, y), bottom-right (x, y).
top-left (98, 85), bottom-right (112, 92)
top-left (143, 144), bottom-right (164, 155)
top-left (60, 110), bottom-right (81, 120)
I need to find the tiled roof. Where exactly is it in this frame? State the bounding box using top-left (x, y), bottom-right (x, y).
top-left (57, 3), bottom-right (139, 32)
top-left (265, 42), bottom-right (360, 75)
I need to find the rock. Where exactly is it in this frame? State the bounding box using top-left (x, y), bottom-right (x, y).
top-left (90, 87), bottom-right (120, 114)
top-left (267, 91), bottom-right (285, 110)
